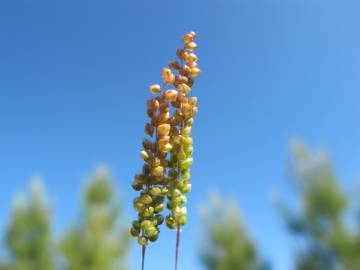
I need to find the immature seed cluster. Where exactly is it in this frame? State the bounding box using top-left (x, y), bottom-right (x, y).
top-left (131, 31), bottom-right (200, 247)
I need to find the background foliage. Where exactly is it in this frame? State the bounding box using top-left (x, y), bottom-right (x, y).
top-left (0, 142), bottom-right (359, 270)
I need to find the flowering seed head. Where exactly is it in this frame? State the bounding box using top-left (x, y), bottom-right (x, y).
top-left (131, 31), bottom-right (200, 245)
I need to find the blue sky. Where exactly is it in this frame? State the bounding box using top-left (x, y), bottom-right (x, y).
top-left (1, 0), bottom-right (360, 269)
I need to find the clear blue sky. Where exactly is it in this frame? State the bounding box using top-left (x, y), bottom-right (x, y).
top-left (1, 0), bottom-right (360, 269)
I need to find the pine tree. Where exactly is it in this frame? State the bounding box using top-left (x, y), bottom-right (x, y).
top-left (4, 179), bottom-right (54, 270)
top-left (276, 140), bottom-right (360, 270)
top-left (60, 166), bottom-right (129, 270)
top-left (200, 192), bottom-right (268, 270)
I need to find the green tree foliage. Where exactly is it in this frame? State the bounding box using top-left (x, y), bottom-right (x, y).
top-left (200, 192), bottom-right (268, 270)
top-left (60, 166), bottom-right (130, 270)
top-left (276, 140), bottom-right (360, 270)
top-left (4, 179), bottom-right (53, 270)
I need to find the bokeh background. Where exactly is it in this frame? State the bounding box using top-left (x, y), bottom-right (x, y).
top-left (1, 0), bottom-right (360, 270)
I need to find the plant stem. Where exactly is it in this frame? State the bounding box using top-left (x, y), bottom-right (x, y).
top-left (175, 224), bottom-right (181, 270)
top-left (141, 245), bottom-right (146, 270)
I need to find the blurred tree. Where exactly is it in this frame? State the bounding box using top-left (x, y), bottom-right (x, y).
top-left (4, 179), bottom-right (54, 270)
top-left (276, 140), bottom-right (360, 270)
top-left (60, 166), bottom-right (130, 270)
top-left (200, 192), bottom-right (268, 270)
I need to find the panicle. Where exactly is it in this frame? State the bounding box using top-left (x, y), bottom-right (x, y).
top-left (131, 31), bottom-right (200, 249)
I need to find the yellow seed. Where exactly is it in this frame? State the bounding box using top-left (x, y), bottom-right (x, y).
top-left (140, 150), bottom-right (149, 160)
top-left (162, 68), bottom-right (175, 85)
top-left (163, 90), bottom-right (178, 101)
top-left (185, 118), bottom-right (194, 126)
top-left (181, 126), bottom-right (192, 136)
top-left (160, 143), bottom-right (173, 153)
top-left (185, 42), bottom-right (197, 51)
top-left (188, 31), bottom-right (196, 39)
top-left (183, 32), bottom-right (196, 44)
top-left (189, 97), bottom-right (198, 106)
top-left (138, 236), bottom-right (148, 246)
top-left (158, 112), bottom-right (170, 122)
top-left (178, 83), bottom-right (191, 94)
top-left (182, 104), bottom-right (193, 118)
top-left (152, 166), bottom-right (164, 177)
top-left (186, 53), bottom-right (198, 62)
top-left (147, 99), bottom-right (160, 110)
top-left (191, 67), bottom-right (201, 77)
top-left (157, 124), bottom-right (171, 136)
top-left (191, 106), bottom-right (198, 116)
top-left (149, 84), bottom-right (161, 94)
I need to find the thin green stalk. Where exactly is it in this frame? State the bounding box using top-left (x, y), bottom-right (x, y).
top-left (175, 224), bottom-right (181, 270)
top-left (141, 245), bottom-right (146, 270)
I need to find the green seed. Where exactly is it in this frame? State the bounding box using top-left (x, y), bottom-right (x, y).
top-left (180, 158), bottom-right (193, 169)
top-left (142, 207), bottom-right (154, 217)
top-left (148, 233), bottom-right (159, 242)
top-left (182, 137), bottom-right (193, 147)
top-left (155, 214), bottom-right (164, 225)
top-left (149, 187), bottom-right (162, 196)
top-left (154, 203), bottom-right (164, 213)
top-left (130, 227), bottom-right (140, 237)
top-left (172, 189), bottom-right (182, 198)
top-left (167, 201), bottom-right (177, 210)
top-left (152, 166), bottom-right (164, 177)
top-left (145, 226), bottom-right (157, 236)
top-left (166, 215), bottom-right (176, 229)
top-left (185, 118), bottom-right (194, 126)
top-left (178, 215), bottom-right (187, 226)
top-left (181, 184), bottom-right (192, 194)
top-left (132, 220), bottom-right (141, 229)
top-left (138, 236), bottom-right (148, 246)
top-left (181, 126), bottom-right (191, 136)
top-left (131, 181), bottom-right (143, 191)
top-left (161, 187), bottom-right (169, 195)
top-left (141, 220), bottom-right (152, 230)
top-left (134, 201), bottom-right (145, 212)
top-left (140, 194), bottom-right (153, 204)
top-left (184, 146), bottom-right (193, 156)
top-left (180, 195), bottom-right (187, 204)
